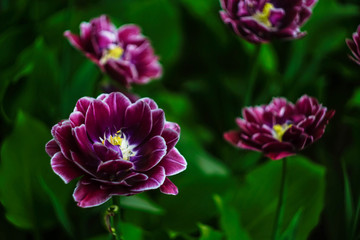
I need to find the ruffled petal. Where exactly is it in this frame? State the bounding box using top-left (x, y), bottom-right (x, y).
top-left (85, 100), bottom-right (111, 142)
top-left (103, 92), bottom-right (132, 131)
top-left (51, 152), bottom-right (83, 184)
top-left (45, 139), bottom-right (60, 157)
top-left (159, 148), bottom-right (187, 176)
top-left (124, 100), bottom-right (152, 145)
top-left (131, 166), bottom-right (166, 192)
top-left (73, 178), bottom-right (112, 208)
top-left (160, 178), bottom-right (178, 195)
top-left (131, 136), bottom-right (167, 171)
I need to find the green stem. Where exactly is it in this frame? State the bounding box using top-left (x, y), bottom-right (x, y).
top-left (112, 196), bottom-right (123, 240)
top-left (244, 44), bottom-right (262, 106)
top-left (272, 158), bottom-right (287, 240)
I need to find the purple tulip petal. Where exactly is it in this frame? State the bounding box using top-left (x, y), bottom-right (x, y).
top-left (159, 148), bottom-right (187, 176)
top-left (75, 97), bottom-right (93, 115)
top-left (141, 97), bottom-right (158, 110)
top-left (93, 142), bottom-right (120, 161)
top-left (124, 100), bottom-right (152, 145)
top-left (160, 178), bottom-right (178, 195)
top-left (148, 109), bottom-right (165, 138)
top-left (73, 178), bottom-right (112, 208)
top-left (97, 160), bottom-right (133, 175)
top-left (70, 111), bottom-right (85, 127)
top-left (64, 31), bottom-right (83, 50)
top-left (85, 100), bottom-right (111, 142)
top-left (103, 92), bottom-right (132, 130)
top-left (53, 120), bottom-right (75, 160)
top-left (51, 152), bottom-right (83, 184)
top-left (45, 139), bottom-right (60, 157)
top-left (131, 166), bottom-right (166, 192)
top-left (262, 142), bottom-right (295, 160)
top-left (132, 136), bottom-right (167, 172)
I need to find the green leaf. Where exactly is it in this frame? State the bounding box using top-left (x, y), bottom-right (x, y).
top-left (343, 162), bottom-right (354, 236)
top-left (235, 156), bottom-right (325, 240)
top-left (348, 88), bottom-right (360, 108)
top-left (122, 222), bottom-right (143, 240)
top-left (117, 0), bottom-right (183, 69)
top-left (120, 195), bottom-right (164, 215)
top-left (0, 111), bottom-right (70, 230)
top-left (179, 0), bottom-right (228, 44)
top-left (214, 194), bottom-right (252, 240)
top-left (280, 209), bottom-right (303, 240)
top-left (2, 38), bottom-right (61, 122)
top-left (198, 223), bottom-right (223, 240)
top-left (61, 60), bottom-right (99, 116)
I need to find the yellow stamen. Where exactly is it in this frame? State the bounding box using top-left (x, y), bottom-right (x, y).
top-left (253, 3), bottom-right (274, 27)
top-left (100, 131), bottom-right (134, 161)
top-left (272, 123), bottom-right (292, 141)
top-left (100, 46), bottom-right (124, 64)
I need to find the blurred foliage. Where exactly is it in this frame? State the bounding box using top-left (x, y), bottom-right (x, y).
top-left (1, 0), bottom-right (360, 239)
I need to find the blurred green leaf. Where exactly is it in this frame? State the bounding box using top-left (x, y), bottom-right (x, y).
top-left (122, 222), bottom-right (143, 240)
top-left (61, 60), bottom-right (100, 116)
top-left (0, 111), bottom-right (69, 230)
top-left (214, 194), bottom-right (252, 240)
top-left (280, 209), bottom-right (303, 240)
top-left (198, 223), bottom-right (223, 240)
top-left (179, 0), bottom-right (228, 44)
top-left (343, 163), bottom-right (354, 237)
top-left (259, 44), bottom-right (278, 74)
top-left (39, 177), bottom-right (74, 237)
top-left (118, 0), bottom-right (183, 69)
top-left (2, 38), bottom-right (60, 123)
top-left (120, 195), bottom-right (164, 215)
top-left (348, 88), bottom-right (360, 108)
top-left (235, 156), bottom-right (325, 240)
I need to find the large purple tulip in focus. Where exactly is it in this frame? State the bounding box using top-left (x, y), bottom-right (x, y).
top-left (224, 95), bottom-right (335, 160)
top-left (219, 0), bottom-right (317, 43)
top-left (46, 92), bottom-right (186, 208)
top-left (64, 15), bottom-right (162, 88)
top-left (346, 25), bottom-right (360, 65)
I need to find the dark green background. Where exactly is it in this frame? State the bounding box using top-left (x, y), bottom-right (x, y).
top-left (1, 0), bottom-right (360, 239)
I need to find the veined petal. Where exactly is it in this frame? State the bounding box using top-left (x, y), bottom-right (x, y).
top-left (159, 148), bottom-right (187, 176)
top-left (73, 178), bottom-right (112, 208)
top-left (160, 178), bottom-right (178, 195)
top-left (131, 136), bottom-right (167, 172)
top-left (45, 139), bottom-right (60, 157)
top-left (85, 100), bottom-right (111, 142)
top-left (124, 100), bottom-right (152, 145)
top-left (131, 166), bottom-right (166, 192)
top-left (51, 152), bottom-right (83, 184)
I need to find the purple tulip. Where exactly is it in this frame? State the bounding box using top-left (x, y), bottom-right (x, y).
top-left (46, 92), bottom-right (186, 208)
top-left (224, 95), bottom-right (335, 160)
top-left (64, 15), bottom-right (162, 88)
top-left (346, 25), bottom-right (360, 65)
top-left (219, 0), bottom-right (317, 43)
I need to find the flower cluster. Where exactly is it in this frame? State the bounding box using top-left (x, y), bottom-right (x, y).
top-left (346, 25), bottom-right (360, 65)
top-left (64, 15), bottom-right (162, 88)
top-left (219, 0), bottom-right (317, 43)
top-left (224, 95), bottom-right (335, 160)
top-left (46, 92), bottom-right (186, 208)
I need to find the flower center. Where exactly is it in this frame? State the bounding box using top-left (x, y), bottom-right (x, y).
top-left (272, 123), bottom-right (292, 141)
top-left (101, 130), bottom-right (135, 161)
top-left (100, 46), bottom-right (124, 64)
top-left (253, 2), bottom-right (274, 27)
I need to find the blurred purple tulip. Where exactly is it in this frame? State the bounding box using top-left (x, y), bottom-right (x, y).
top-left (64, 15), bottom-right (162, 88)
top-left (46, 92), bottom-right (186, 208)
top-left (346, 25), bottom-right (360, 65)
top-left (219, 0), bottom-right (317, 43)
top-left (224, 95), bottom-right (335, 160)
